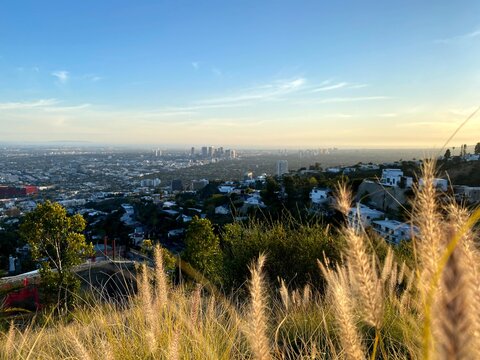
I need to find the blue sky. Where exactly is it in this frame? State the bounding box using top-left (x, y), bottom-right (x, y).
top-left (0, 1), bottom-right (479, 148)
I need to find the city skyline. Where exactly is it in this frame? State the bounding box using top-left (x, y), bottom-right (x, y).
top-left (0, 1), bottom-right (479, 148)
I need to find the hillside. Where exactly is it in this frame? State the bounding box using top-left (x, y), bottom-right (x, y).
top-left (1, 162), bottom-right (480, 359)
top-left (438, 160), bottom-right (480, 186)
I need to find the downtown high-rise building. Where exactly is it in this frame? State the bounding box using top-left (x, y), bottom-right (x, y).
top-left (276, 160), bottom-right (288, 177)
top-left (208, 146), bottom-right (214, 158)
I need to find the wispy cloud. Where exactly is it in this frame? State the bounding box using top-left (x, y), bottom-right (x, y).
top-left (395, 121), bottom-right (457, 128)
top-left (434, 28), bottom-right (480, 44)
top-left (196, 77), bottom-right (306, 106)
top-left (192, 62), bottom-right (199, 70)
top-left (0, 99), bottom-right (59, 110)
top-left (349, 83), bottom-right (369, 89)
top-left (311, 81), bottom-right (368, 92)
top-left (51, 70), bottom-right (69, 83)
top-left (43, 104), bottom-right (91, 112)
top-left (0, 99), bottom-right (93, 115)
top-left (137, 109), bottom-right (197, 118)
top-left (318, 96), bottom-right (391, 104)
top-left (312, 82), bottom-right (348, 92)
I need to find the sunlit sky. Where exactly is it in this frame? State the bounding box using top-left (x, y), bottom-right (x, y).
top-left (0, 1), bottom-right (479, 148)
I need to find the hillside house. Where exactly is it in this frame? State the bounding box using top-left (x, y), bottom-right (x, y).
top-left (379, 169), bottom-right (413, 188)
top-left (372, 219), bottom-right (417, 245)
top-left (309, 187), bottom-right (331, 205)
top-left (419, 178), bottom-right (449, 192)
top-left (348, 203), bottom-right (384, 229)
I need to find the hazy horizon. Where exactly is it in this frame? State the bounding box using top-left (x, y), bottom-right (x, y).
top-left (1, 140), bottom-right (473, 154)
top-left (1, 1), bottom-right (479, 147)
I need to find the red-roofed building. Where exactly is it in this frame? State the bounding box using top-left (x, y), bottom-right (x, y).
top-left (0, 186), bottom-right (39, 199)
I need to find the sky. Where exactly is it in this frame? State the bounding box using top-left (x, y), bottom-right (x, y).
top-left (0, 0), bottom-right (479, 149)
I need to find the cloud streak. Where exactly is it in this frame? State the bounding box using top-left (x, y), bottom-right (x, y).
top-left (195, 77), bottom-right (306, 106)
top-left (312, 82), bottom-right (348, 92)
top-left (0, 99), bottom-right (59, 110)
top-left (318, 96), bottom-right (391, 104)
top-left (51, 70), bottom-right (69, 83)
top-left (434, 28), bottom-right (480, 44)
top-left (311, 80), bottom-right (368, 92)
top-left (43, 104), bottom-right (91, 112)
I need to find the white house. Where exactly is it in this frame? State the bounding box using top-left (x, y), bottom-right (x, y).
top-left (380, 169), bottom-right (403, 186)
top-left (244, 196), bottom-right (266, 207)
top-left (218, 185), bottom-right (235, 193)
top-left (162, 201), bottom-right (177, 208)
top-left (379, 169), bottom-right (413, 188)
top-left (215, 205), bottom-right (231, 215)
top-left (419, 178), bottom-right (449, 192)
top-left (309, 188), bottom-right (331, 205)
top-left (372, 219), bottom-right (417, 245)
top-left (326, 167), bottom-right (341, 174)
top-left (348, 204), bottom-right (384, 228)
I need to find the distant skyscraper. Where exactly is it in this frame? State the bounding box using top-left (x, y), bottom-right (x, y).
top-left (225, 149), bottom-right (236, 159)
top-left (201, 146), bottom-right (208, 158)
top-left (276, 160), bottom-right (288, 177)
top-left (190, 147), bottom-right (195, 157)
top-left (208, 146), bottom-right (214, 158)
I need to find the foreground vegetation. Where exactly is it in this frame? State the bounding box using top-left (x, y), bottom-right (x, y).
top-left (1, 160), bottom-right (480, 359)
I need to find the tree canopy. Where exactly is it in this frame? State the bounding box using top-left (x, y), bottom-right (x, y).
top-left (444, 148), bottom-right (451, 159)
top-left (182, 217), bottom-right (223, 285)
top-left (20, 201), bottom-right (93, 310)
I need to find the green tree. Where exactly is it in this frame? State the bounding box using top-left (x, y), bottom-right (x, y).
top-left (182, 217), bottom-right (223, 285)
top-left (308, 176), bottom-right (318, 188)
top-left (444, 148), bottom-right (451, 159)
top-left (475, 142), bottom-right (480, 155)
top-left (20, 201), bottom-right (93, 311)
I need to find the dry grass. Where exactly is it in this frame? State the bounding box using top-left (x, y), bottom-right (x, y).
top-left (1, 161), bottom-right (480, 359)
top-left (245, 254), bottom-right (271, 360)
